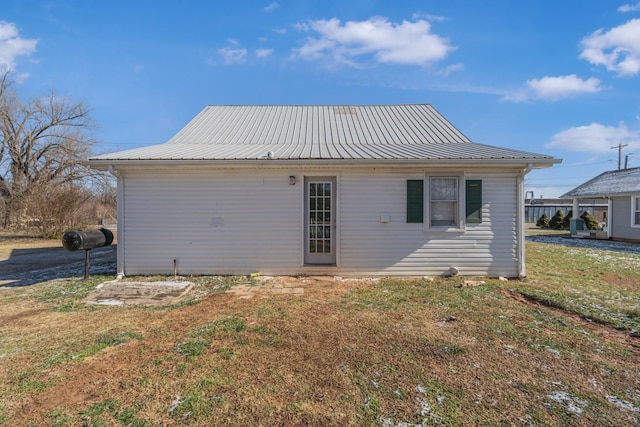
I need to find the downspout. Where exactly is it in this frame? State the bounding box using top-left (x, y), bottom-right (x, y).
top-left (607, 197), bottom-right (612, 239)
top-left (108, 166), bottom-right (125, 279)
top-left (517, 163), bottom-right (533, 278)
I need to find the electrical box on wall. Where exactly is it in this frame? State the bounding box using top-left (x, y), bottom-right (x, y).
top-left (380, 213), bottom-right (390, 223)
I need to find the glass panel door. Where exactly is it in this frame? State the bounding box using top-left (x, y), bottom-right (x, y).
top-left (304, 177), bottom-right (336, 264)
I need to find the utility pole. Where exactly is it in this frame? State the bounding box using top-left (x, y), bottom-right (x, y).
top-left (611, 143), bottom-right (628, 170)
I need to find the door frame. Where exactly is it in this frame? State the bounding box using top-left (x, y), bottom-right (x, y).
top-left (303, 175), bottom-right (338, 265)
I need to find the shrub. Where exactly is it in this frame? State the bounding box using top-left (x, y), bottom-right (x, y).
top-left (562, 210), bottom-right (572, 229)
top-left (536, 213), bottom-right (550, 228)
top-left (549, 210), bottom-right (565, 229)
top-left (581, 211), bottom-right (600, 230)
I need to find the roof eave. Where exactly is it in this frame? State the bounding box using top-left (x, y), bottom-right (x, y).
top-left (87, 157), bottom-right (560, 171)
top-left (562, 191), bottom-right (640, 199)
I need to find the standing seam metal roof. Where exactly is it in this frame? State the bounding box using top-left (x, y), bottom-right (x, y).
top-left (91, 105), bottom-right (557, 162)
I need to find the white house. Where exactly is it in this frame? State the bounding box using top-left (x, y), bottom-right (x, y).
top-left (563, 167), bottom-right (640, 242)
top-left (89, 105), bottom-right (559, 278)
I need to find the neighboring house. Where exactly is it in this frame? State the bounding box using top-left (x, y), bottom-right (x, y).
top-left (88, 105), bottom-right (559, 278)
top-left (524, 198), bottom-right (608, 224)
top-left (562, 167), bottom-right (640, 242)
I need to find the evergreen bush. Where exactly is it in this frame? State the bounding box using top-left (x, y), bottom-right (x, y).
top-left (562, 210), bottom-right (573, 229)
top-left (549, 210), bottom-right (565, 229)
top-left (581, 211), bottom-right (600, 230)
top-left (536, 213), bottom-right (550, 228)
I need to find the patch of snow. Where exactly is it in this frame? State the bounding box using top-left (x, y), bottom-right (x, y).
top-left (527, 234), bottom-right (640, 256)
top-left (504, 345), bottom-right (518, 356)
top-left (168, 395), bottom-right (182, 413)
top-left (606, 395), bottom-right (640, 412)
top-left (474, 393), bottom-right (483, 405)
top-left (545, 346), bottom-right (561, 356)
top-left (94, 299), bottom-right (124, 306)
top-left (547, 391), bottom-right (588, 415)
top-left (415, 384), bottom-right (427, 394)
top-left (417, 398), bottom-right (431, 416)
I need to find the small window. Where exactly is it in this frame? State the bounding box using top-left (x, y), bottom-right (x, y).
top-left (633, 197), bottom-right (640, 227)
top-left (430, 177), bottom-right (458, 227)
top-left (406, 180), bottom-right (424, 223)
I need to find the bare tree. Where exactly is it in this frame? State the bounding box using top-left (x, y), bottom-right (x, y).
top-left (0, 70), bottom-right (100, 230)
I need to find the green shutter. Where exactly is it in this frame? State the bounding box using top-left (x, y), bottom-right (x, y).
top-left (407, 180), bottom-right (424, 223)
top-left (466, 180), bottom-right (482, 224)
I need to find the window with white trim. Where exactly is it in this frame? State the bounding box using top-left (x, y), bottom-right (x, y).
top-left (429, 176), bottom-right (459, 228)
top-left (406, 175), bottom-right (482, 229)
top-left (633, 196), bottom-right (640, 227)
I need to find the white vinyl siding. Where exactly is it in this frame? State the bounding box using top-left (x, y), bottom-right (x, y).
top-left (121, 169), bottom-right (302, 275)
top-left (339, 170), bottom-right (518, 277)
top-left (119, 167), bottom-right (520, 277)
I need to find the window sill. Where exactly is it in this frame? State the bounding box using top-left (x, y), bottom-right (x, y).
top-left (424, 226), bottom-right (465, 233)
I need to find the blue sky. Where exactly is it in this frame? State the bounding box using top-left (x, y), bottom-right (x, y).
top-left (2, 0), bottom-right (640, 198)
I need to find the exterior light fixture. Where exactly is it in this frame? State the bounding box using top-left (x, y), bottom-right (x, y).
top-left (289, 176), bottom-right (296, 185)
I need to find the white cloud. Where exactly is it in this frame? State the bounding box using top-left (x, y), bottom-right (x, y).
top-left (528, 75), bottom-right (602, 99)
top-left (503, 75), bottom-right (602, 102)
top-left (0, 21), bottom-right (38, 70)
top-left (263, 2), bottom-right (279, 12)
top-left (256, 48), bottom-right (274, 58)
top-left (218, 46), bottom-right (248, 64)
top-left (412, 13), bottom-right (447, 22)
top-left (436, 63), bottom-right (464, 76)
top-left (292, 16), bottom-right (454, 67)
top-left (618, 2), bottom-right (640, 12)
top-left (546, 123), bottom-right (640, 153)
top-left (293, 22), bottom-right (309, 33)
top-left (580, 18), bottom-right (640, 76)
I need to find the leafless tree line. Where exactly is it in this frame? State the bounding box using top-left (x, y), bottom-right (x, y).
top-left (0, 70), bottom-right (116, 236)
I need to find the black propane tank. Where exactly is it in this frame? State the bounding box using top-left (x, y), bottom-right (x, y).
top-left (62, 228), bottom-right (114, 252)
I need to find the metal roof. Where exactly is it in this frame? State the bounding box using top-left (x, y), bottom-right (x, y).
top-left (562, 167), bottom-right (640, 198)
top-left (90, 105), bottom-right (558, 164)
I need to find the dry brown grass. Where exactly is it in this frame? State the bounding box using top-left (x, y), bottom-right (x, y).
top-left (0, 237), bottom-right (639, 425)
top-left (0, 233), bottom-right (59, 260)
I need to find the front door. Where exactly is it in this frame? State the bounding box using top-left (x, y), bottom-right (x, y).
top-left (304, 177), bottom-right (336, 265)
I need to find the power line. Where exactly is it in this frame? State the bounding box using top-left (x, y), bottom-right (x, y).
top-left (611, 143), bottom-right (629, 170)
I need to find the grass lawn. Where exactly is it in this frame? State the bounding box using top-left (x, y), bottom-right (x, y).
top-left (0, 237), bottom-right (639, 426)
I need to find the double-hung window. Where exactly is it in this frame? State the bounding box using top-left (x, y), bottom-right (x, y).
top-left (406, 175), bottom-right (482, 229)
top-left (429, 177), bottom-right (458, 227)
